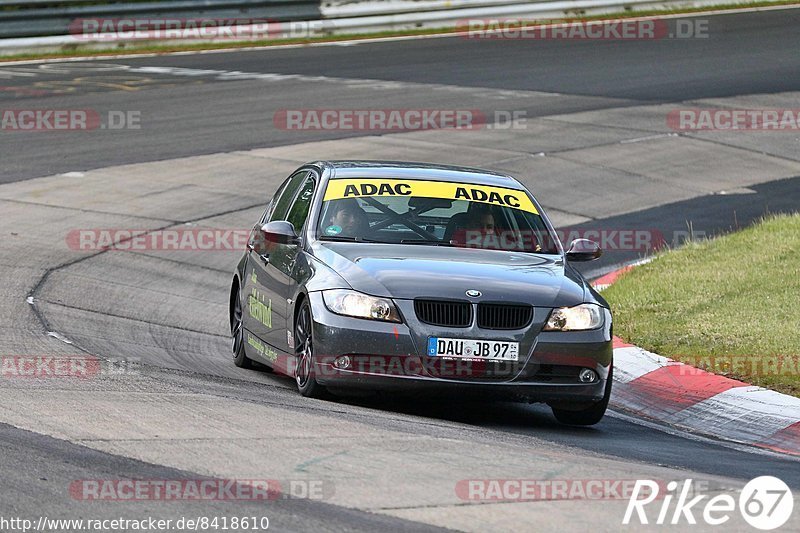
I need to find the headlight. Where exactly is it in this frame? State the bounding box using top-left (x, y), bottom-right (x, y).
top-left (322, 289), bottom-right (402, 323)
top-left (543, 303), bottom-right (603, 331)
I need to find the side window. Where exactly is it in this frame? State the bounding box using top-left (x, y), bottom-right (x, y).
top-left (285, 176), bottom-right (316, 233)
top-left (261, 177), bottom-right (289, 223)
top-left (260, 187), bottom-right (285, 223)
top-left (269, 171), bottom-right (308, 222)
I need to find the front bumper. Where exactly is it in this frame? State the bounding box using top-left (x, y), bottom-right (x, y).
top-left (307, 292), bottom-right (612, 403)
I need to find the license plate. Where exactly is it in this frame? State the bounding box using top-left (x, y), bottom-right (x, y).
top-left (427, 337), bottom-right (519, 361)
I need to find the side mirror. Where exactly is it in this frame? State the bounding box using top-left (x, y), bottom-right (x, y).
top-left (261, 221), bottom-right (300, 245)
top-left (565, 239), bottom-right (602, 262)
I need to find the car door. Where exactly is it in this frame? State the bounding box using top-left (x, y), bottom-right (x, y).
top-left (242, 170), bottom-right (308, 352)
top-left (259, 172), bottom-right (317, 353)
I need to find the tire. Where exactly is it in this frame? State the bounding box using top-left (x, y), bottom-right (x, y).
top-left (231, 286), bottom-right (253, 369)
top-left (551, 364), bottom-right (613, 426)
top-left (294, 300), bottom-right (329, 399)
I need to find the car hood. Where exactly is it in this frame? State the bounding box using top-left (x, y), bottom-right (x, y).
top-left (311, 242), bottom-right (587, 308)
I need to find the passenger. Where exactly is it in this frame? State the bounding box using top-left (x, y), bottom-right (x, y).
top-left (447, 204), bottom-right (498, 247)
top-left (472, 210), bottom-right (496, 234)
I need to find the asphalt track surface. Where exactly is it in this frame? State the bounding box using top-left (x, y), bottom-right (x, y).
top-left (1, 7), bottom-right (800, 532)
top-left (1, 9), bottom-right (799, 183)
top-left (0, 422), bottom-right (443, 532)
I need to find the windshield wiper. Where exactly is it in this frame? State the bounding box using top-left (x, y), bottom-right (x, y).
top-left (318, 235), bottom-right (378, 243)
top-left (399, 239), bottom-right (453, 246)
top-left (319, 236), bottom-right (450, 245)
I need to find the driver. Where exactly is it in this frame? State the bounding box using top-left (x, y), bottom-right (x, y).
top-left (324, 198), bottom-right (369, 237)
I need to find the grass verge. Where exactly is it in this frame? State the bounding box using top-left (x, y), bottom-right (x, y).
top-left (603, 213), bottom-right (800, 397)
top-left (1, 1), bottom-right (799, 63)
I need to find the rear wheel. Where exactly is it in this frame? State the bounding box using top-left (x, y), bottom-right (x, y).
top-left (231, 287), bottom-right (253, 369)
top-left (551, 365), bottom-right (613, 426)
top-left (294, 301), bottom-right (329, 399)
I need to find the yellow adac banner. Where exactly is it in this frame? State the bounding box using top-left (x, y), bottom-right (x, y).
top-left (323, 178), bottom-right (538, 214)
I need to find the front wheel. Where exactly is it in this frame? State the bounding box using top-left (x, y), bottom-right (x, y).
top-left (231, 287), bottom-right (253, 369)
top-left (294, 301), bottom-right (329, 399)
top-left (551, 365), bottom-right (613, 426)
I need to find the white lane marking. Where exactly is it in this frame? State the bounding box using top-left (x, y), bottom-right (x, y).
top-left (715, 187), bottom-right (757, 195)
top-left (620, 133), bottom-right (679, 144)
top-left (0, 61), bottom-right (566, 100)
top-left (0, 68), bottom-right (39, 78)
top-left (0, 4), bottom-right (798, 67)
top-left (122, 65), bottom-right (563, 98)
top-left (60, 171), bottom-right (85, 178)
top-left (37, 62), bottom-right (129, 73)
top-left (47, 331), bottom-right (73, 344)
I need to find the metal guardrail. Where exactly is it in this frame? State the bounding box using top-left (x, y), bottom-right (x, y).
top-left (319, 0), bottom-right (542, 17)
top-left (0, 1), bottom-right (322, 39)
top-left (0, 0), bottom-right (555, 39)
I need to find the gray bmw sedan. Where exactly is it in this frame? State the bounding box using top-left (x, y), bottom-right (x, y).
top-left (230, 161), bottom-right (613, 425)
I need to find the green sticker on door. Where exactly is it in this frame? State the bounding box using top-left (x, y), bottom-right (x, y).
top-left (248, 287), bottom-right (273, 329)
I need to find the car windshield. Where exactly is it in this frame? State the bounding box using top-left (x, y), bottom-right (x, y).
top-left (316, 178), bottom-right (560, 254)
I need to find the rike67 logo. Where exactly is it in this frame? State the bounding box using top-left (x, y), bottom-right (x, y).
top-left (624, 477), bottom-right (794, 530)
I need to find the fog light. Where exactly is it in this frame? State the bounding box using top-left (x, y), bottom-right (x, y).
top-left (579, 368), bottom-right (597, 383)
top-left (334, 356), bottom-right (351, 370)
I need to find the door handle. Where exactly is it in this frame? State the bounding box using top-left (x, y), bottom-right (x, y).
top-left (258, 253), bottom-right (270, 264)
